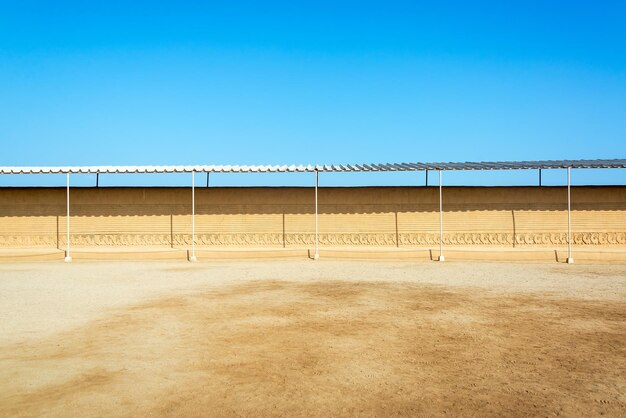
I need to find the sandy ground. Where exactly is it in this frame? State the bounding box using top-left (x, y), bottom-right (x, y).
top-left (0, 260), bottom-right (625, 417)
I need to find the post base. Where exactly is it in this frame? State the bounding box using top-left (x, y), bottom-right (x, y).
top-left (313, 253), bottom-right (319, 260)
top-left (64, 256), bottom-right (72, 263)
top-left (566, 257), bottom-right (574, 264)
top-left (189, 255), bottom-right (197, 262)
top-left (438, 255), bottom-right (445, 262)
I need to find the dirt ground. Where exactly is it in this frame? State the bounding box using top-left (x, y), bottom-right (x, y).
top-left (0, 260), bottom-right (625, 417)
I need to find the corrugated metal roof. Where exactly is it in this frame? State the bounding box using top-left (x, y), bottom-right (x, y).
top-left (0, 159), bottom-right (624, 174)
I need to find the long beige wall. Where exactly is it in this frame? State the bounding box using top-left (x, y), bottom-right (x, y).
top-left (0, 186), bottom-right (624, 248)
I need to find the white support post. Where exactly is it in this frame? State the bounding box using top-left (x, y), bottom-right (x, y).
top-left (566, 167), bottom-right (574, 264)
top-left (438, 170), bottom-right (445, 262)
top-left (190, 170), bottom-right (197, 262)
top-left (64, 173), bottom-right (72, 262)
top-left (314, 170), bottom-right (319, 260)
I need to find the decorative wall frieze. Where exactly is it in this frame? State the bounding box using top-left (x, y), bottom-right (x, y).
top-left (0, 232), bottom-right (624, 247)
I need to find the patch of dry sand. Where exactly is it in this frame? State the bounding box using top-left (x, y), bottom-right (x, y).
top-left (0, 261), bottom-right (625, 416)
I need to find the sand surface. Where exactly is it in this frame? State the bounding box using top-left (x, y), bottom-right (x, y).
top-left (1, 260), bottom-right (625, 416)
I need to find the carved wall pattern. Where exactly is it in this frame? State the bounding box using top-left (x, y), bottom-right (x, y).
top-left (1, 232), bottom-right (625, 247)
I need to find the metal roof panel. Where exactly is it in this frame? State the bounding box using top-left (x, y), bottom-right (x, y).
top-left (0, 159), bottom-right (625, 174)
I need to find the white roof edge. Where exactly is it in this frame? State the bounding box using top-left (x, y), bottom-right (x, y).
top-left (0, 159), bottom-right (625, 174)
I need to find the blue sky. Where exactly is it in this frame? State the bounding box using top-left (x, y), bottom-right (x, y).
top-left (0, 1), bottom-right (625, 187)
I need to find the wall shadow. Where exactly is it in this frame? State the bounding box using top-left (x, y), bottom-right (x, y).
top-left (1, 186), bottom-right (624, 217)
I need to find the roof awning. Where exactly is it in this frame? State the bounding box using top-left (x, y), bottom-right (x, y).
top-left (0, 159), bottom-right (624, 174)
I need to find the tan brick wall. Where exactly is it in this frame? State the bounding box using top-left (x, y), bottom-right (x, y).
top-left (0, 186), bottom-right (624, 248)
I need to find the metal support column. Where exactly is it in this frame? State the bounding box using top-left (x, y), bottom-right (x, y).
top-left (438, 170), bottom-right (445, 262)
top-left (566, 167), bottom-right (574, 264)
top-left (314, 169), bottom-right (319, 260)
top-left (425, 169), bottom-right (429, 186)
top-left (190, 171), bottom-right (197, 262)
top-left (206, 172), bottom-right (210, 187)
top-left (538, 169), bottom-right (542, 186)
top-left (64, 173), bottom-right (72, 262)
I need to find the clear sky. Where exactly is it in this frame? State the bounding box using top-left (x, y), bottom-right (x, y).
top-left (1, 1), bottom-right (625, 187)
